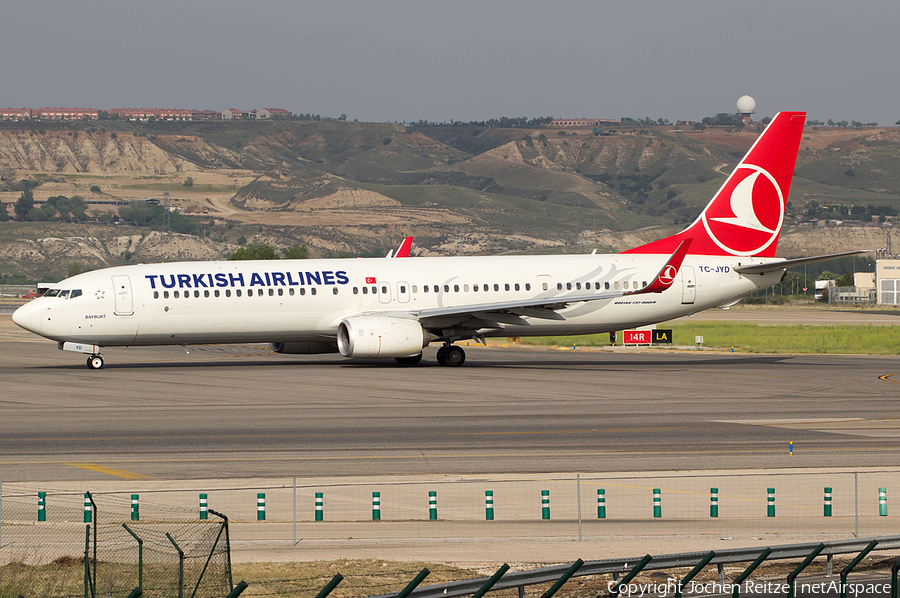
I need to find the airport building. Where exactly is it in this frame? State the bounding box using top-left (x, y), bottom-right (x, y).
top-left (876, 259), bottom-right (900, 305)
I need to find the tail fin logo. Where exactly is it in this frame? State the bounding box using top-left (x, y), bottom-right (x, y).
top-left (701, 164), bottom-right (784, 256)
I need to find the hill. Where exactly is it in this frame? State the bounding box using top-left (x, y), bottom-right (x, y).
top-left (0, 119), bottom-right (898, 281)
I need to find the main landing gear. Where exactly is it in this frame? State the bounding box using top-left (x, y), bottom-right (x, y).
top-left (86, 354), bottom-right (104, 370)
top-left (436, 344), bottom-right (466, 367)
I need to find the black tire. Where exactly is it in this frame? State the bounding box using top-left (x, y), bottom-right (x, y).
top-left (395, 353), bottom-right (423, 365)
top-left (436, 345), bottom-right (449, 366)
top-left (442, 346), bottom-right (466, 367)
top-left (87, 355), bottom-right (104, 370)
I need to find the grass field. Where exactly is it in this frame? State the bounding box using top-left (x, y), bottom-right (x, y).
top-left (520, 322), bottom-right (900, 355)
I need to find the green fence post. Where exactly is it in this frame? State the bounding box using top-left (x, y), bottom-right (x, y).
top-left (767, 488), bottom-right (775, 517)
top-left (83, 492), bottom-right (91, 523)
top-left (597, 489), bottom-right (606, 519)
top-left (38, 491), bottom-right (46, 522)
top-left (257, 493), bottom-right (266, 521)
top-left (485, 490), bottom-right (494, 520)
top-left (709, 487), bottom-right (718, 518)
top-left (315, 492), bottom-right (323, 521)
top-left (824, 487), bottom-right (832, 517)
top-left (200, 493), bottom-right (208, 519)
top-left (653, 488), bottom-right (662, 518)
top-left (372, 492), bottom-right (380, 520)
top-left (880, 488), bottom-right (888, 516)
top-left (541, 490), bottom-right (550, 520)
top-left (428, 491), bottom-right (437, 520)
top-left (131, 494), bottom-right (139, 521)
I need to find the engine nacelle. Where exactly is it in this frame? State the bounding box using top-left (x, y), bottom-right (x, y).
top-left (269, 341), bottom-right (338, 354)
top-left (337, 315), bottom-right (428, 358)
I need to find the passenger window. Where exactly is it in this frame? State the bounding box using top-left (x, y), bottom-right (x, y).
top-left (434, 285), bottom-right (439, 293)
top-left (300, 288), bottom-right (306, 296)
top-left (278, 288), bottom-right (283, 296)
top-left (576, 283), bottom-right (582, 290)
top-left (505, 284), bottom-right (510, 291)
top-left (215, 290), bottom-right (220, 297)
top-left (474, 284), bottom-right (479, 292)
top-left (71, 290), bottom-right (82, 298)
top-left (493, 284), bottom-right (499, 291)
top-left (371, 286), bottom-right (377, 294)
top-left (463, 284), bottom-right (469, 292)
top-left (174, 291), bottom-right (180, 298)
top-left (236, 290), bottom-right (242, 297)
top-left (614, 282), bottom-right (619, 290)
top-left (525, 283), bottom-right (531, 291)
top-left (258, 289), bottom-right (264, 296)
top-left (225, 290), bottom-right (231, 297)
top-left (412, 285), bottom-right (417, 293)
top-left (595, 282), bottom-right (601, 290)
top-left (557, 283), bottom-right (562, 290)
top-left (153, 291), bottom-right (159, 299)
top-left (268, 288), bottom-right (274, 296)
top-left (204, 290), bottom-right (210, 298)
top-left (515, 283), bottom-right (520, 291)
top-left (353, 287), bottom-right (359, 295)
top-left (423, 285), bottom-right (429, 293)
top-left (444, 284), bottom-right (449, 293)
top-left (333, 287), bottom-right (338, 295)
top-left (381, 285), bottom-right (387, 294)
top-left (605, 282), bottom-right (610, 290)
top-left (642, 281), bottom-right (647, 288)
top-left (400, 285), bottom-right (406, 293)
top-left (311, 288), bottom-right (317, 296)
top-left (362, 287), bottom-right (368, 294)
top-left (289, 288), bottom-right (294, 296)
top-left (164, 291), bottom-right (169, 299)
top-left (194, 290), bottom-right (200, 298)
top-left (566, 283), bottom-right (572, 290)
top-left (453, 284), bottom-right (459, 292)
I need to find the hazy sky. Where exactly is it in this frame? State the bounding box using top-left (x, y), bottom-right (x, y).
top-left (2, 0), bottom-right (897, 126)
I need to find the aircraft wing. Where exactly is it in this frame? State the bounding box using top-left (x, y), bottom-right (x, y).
top-left (733, 250), bottom-right (870, 275)
top-left (410, 240), bottom-right (692, 327)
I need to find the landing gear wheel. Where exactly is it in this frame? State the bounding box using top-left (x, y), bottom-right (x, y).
top-left (395, 353), bottom-right (423, 365)
top-left (86, 355), bottom-right (104, 370)
top-left (437, 345), bottom-right (465, 367)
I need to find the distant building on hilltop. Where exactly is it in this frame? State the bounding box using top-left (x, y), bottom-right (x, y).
top-left (222, 108), bottom-right (245, 120)
top-left (39, 107), bottom-right (99, 120)
top-left (256, 108), bottom-right (292, 120)
top-left (0, 108), bottom-right (33, 120)
top-left (549, 118), bottom-right (617, 128)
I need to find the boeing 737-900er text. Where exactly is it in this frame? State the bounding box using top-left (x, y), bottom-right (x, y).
top-left (12, 111), bottom-right (864, 368)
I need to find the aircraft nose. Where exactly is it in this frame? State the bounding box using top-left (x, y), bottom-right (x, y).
top-left (12, 300), bottom-right (42, 335)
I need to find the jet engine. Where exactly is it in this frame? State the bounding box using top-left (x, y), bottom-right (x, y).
top-left (337, 315), bottom-right (431, 358)
top-left (269, 341), bottom-right (338, 354)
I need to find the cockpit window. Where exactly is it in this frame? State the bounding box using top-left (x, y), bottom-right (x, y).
top-left (70, 289), bottom-right (82, 298)
top-left (58, 290), bottom-right (70, 299)
top-left (44, 289), bottom-right (61, 297)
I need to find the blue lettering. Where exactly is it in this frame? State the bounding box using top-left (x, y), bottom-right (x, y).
top-left (215, 273), bottom-right (228, 287)
top-left (272, 272), bottom-right (286, 286)
top-left (229, 273), bottom-right (244, 287)
top-left (145, 274), bottom-right (158, 289)
top-left (286, 272), bottom-right (300, 286)
top-left (264, 272), bottom-right (271, 286)
top-left (306, 271), bottom-right (321, 285)
top-left (249, 272), bottom-right (265, 286)
top-left (322, 271), bottom-right (335, 285)
top-left (193, 274), bottom-right (208, 288)
top-left (336, 271), bottom-right (349, 285)
top-left (161, 275), bottom-right (177, 289)
top-left (177, 274), bottom-right (192, 288)
top-left (207, 273), bottom-right (214, 287)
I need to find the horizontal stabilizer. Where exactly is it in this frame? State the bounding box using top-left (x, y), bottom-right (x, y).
top-left (733, 250), bottom-right (871, 275)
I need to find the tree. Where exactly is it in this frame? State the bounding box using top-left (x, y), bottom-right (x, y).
top-left (14, 189), bottom-right (34, 220)
top-left (183, 177), bottom-right (193, 187)
top-left (283, 244), bottom-right (309, 259)
top-left (0, 205), bottom-right (9, 221)
top-left (228, 243), bottom-right (279, 260)
top-left (237, 236), bottom-right (247, 245)
top-left (90, 185), bottom-right (101, 193)
top-left (835, 271), bottom-right (854, 287)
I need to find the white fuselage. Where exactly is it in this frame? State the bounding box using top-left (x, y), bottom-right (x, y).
top-left (14, 253), bottom-right (780, 348)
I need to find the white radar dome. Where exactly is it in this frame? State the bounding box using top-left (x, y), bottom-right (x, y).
top-left (737, 95), bottom-right (756, 114)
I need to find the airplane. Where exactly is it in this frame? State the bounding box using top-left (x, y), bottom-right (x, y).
top-left (12, 111), bottom-right (865, 369)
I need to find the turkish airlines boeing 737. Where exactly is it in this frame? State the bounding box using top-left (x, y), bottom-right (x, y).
top-left (12, 111), bottom-right (863, 369)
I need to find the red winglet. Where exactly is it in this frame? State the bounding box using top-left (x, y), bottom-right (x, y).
top-left (627, 238), bottom-right (692, 295)
top-left (395, 236), bottom-right (413, 258)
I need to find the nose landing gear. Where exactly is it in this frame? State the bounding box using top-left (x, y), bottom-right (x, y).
top-left (436, 344), bottom-right (466, 367)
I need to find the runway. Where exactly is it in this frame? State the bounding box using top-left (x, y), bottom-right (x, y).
top-left (2, 315), bottom-right (899, 483)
